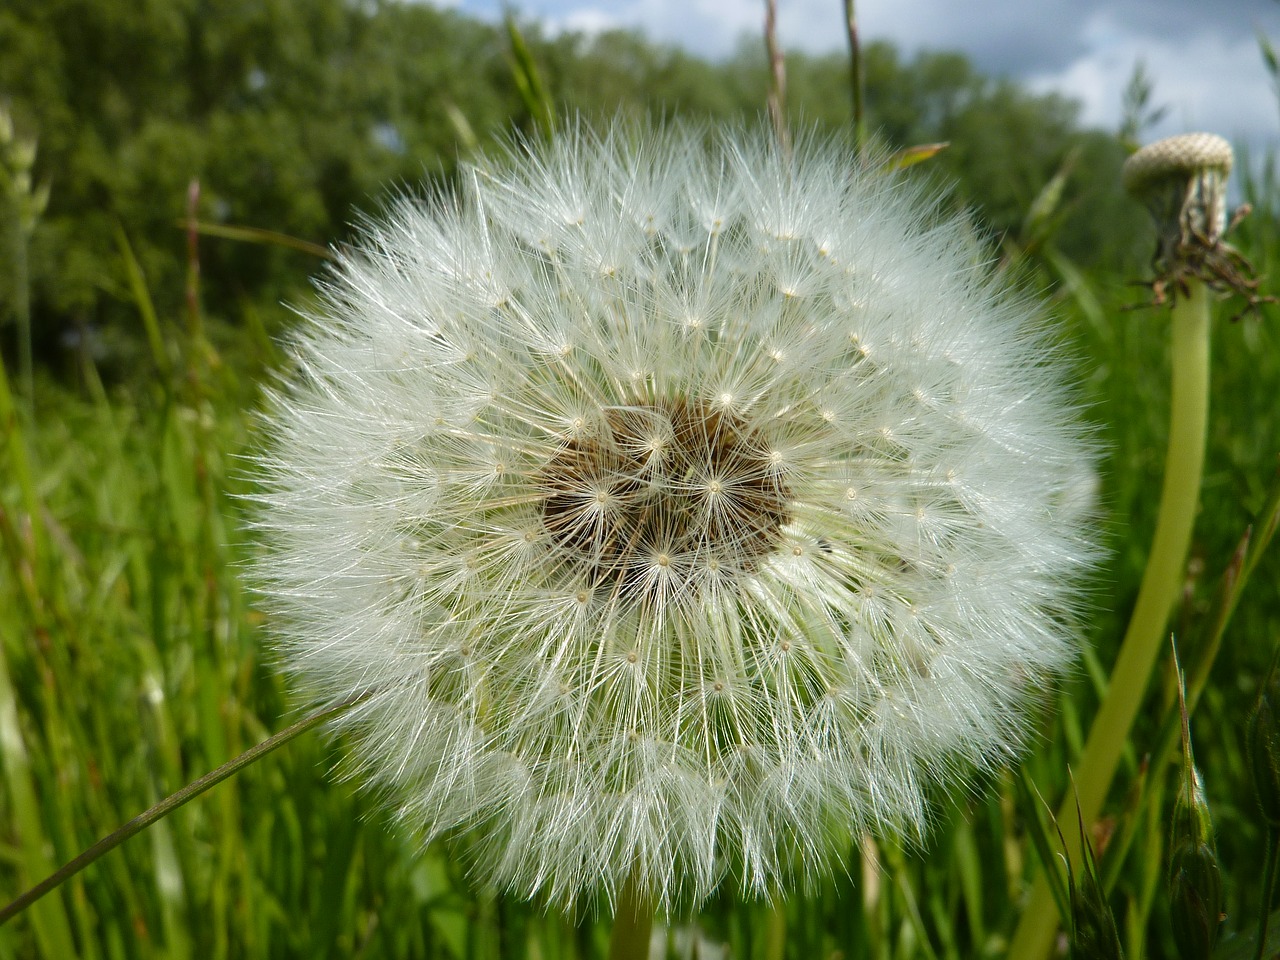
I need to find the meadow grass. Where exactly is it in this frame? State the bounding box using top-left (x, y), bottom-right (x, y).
top-left (1, 162), bottom-right (1279, 959)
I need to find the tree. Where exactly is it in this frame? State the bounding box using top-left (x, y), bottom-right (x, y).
top-left (0, 0), bottom-right (1147, 381)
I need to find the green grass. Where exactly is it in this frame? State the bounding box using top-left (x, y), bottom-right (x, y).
top-left (1, 168), bottom-right (1279, 959)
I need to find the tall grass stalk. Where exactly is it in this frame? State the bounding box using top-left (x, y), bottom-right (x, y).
top-left (842, 0), bottom-right (867, 158)
top-left (0, 694), bottom-right (365, 927)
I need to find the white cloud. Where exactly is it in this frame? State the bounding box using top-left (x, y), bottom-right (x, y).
top-left (448, 0), bottom-right (1280, 149)
top-left (1026, 10), bottom-right (1277, 150)
top-left (574, 0), bottom-right (761, 56)
top-left (553, 6), bottom-right (625, 37)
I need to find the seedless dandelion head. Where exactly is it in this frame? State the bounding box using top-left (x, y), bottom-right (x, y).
top-left (252, 121), bottom-right (1098, 913)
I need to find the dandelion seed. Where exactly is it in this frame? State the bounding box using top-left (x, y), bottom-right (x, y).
top-left (252, 122), bottom-right (1098, 912)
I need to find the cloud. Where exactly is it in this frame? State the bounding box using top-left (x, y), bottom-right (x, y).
top-left (846, 0), bottom-right (1091, 72)
top-left (553, 6), bottom-right (625, 37)
top-left (1026, 8), bottom-right (1277, 147)
top-left (451, 0), bottom-right (1280, 148)
top-left (559, 0), bottom-right (761, 56)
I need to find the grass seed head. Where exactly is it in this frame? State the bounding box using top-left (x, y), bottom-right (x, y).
top-left (1169, 713), bottom-right (1222, 959)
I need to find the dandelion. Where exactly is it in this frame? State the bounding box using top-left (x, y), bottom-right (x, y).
top-left (251, 122), bottom-right (1097, 913)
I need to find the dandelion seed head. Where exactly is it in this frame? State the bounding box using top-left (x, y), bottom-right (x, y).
top-left (253, 121), bottom-right (1098, 913)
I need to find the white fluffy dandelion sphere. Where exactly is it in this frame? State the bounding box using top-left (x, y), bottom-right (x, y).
top-left (253, 123), bottom-right (1096, 910)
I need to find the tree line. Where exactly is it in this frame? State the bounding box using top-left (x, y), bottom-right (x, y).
top-left (0, 0), bottom-right (1147, 380)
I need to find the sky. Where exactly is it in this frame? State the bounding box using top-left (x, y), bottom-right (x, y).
top-left (437, 0), bottom-right (1280, 154)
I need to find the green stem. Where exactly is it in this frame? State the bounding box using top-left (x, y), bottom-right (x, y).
top-left (764, 896), bottom-right (788, 960)
top-left (1010, 279), bottom-right (1212, 959)
top-left (0, 693), bottom-right (365, 927)
top-left (607, 869), bottom-right (655, 960)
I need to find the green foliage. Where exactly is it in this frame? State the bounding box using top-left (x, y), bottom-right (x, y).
top-left (1118, 60), bottom-right (1170, 152)
top-left (0, 0), bottom-right (522, 371)
top-left (4, 0), bottom-right (1150, 381)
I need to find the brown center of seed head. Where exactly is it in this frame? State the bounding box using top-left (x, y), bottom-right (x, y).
top-left (539, 398), bottom-right (792, 590)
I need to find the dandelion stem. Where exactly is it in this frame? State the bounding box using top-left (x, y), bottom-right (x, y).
top-left (1010, 278), bottom-right (1212, 959)
top-left (764, 897), bottom-right (787, 960)
top-left (607, 869), bottom-right (654, 960)
top-left (0, 693), bottom-right (366, 928)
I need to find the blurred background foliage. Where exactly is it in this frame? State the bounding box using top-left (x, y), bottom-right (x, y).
top-left (0, 0), bottom-right (1148, 382)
